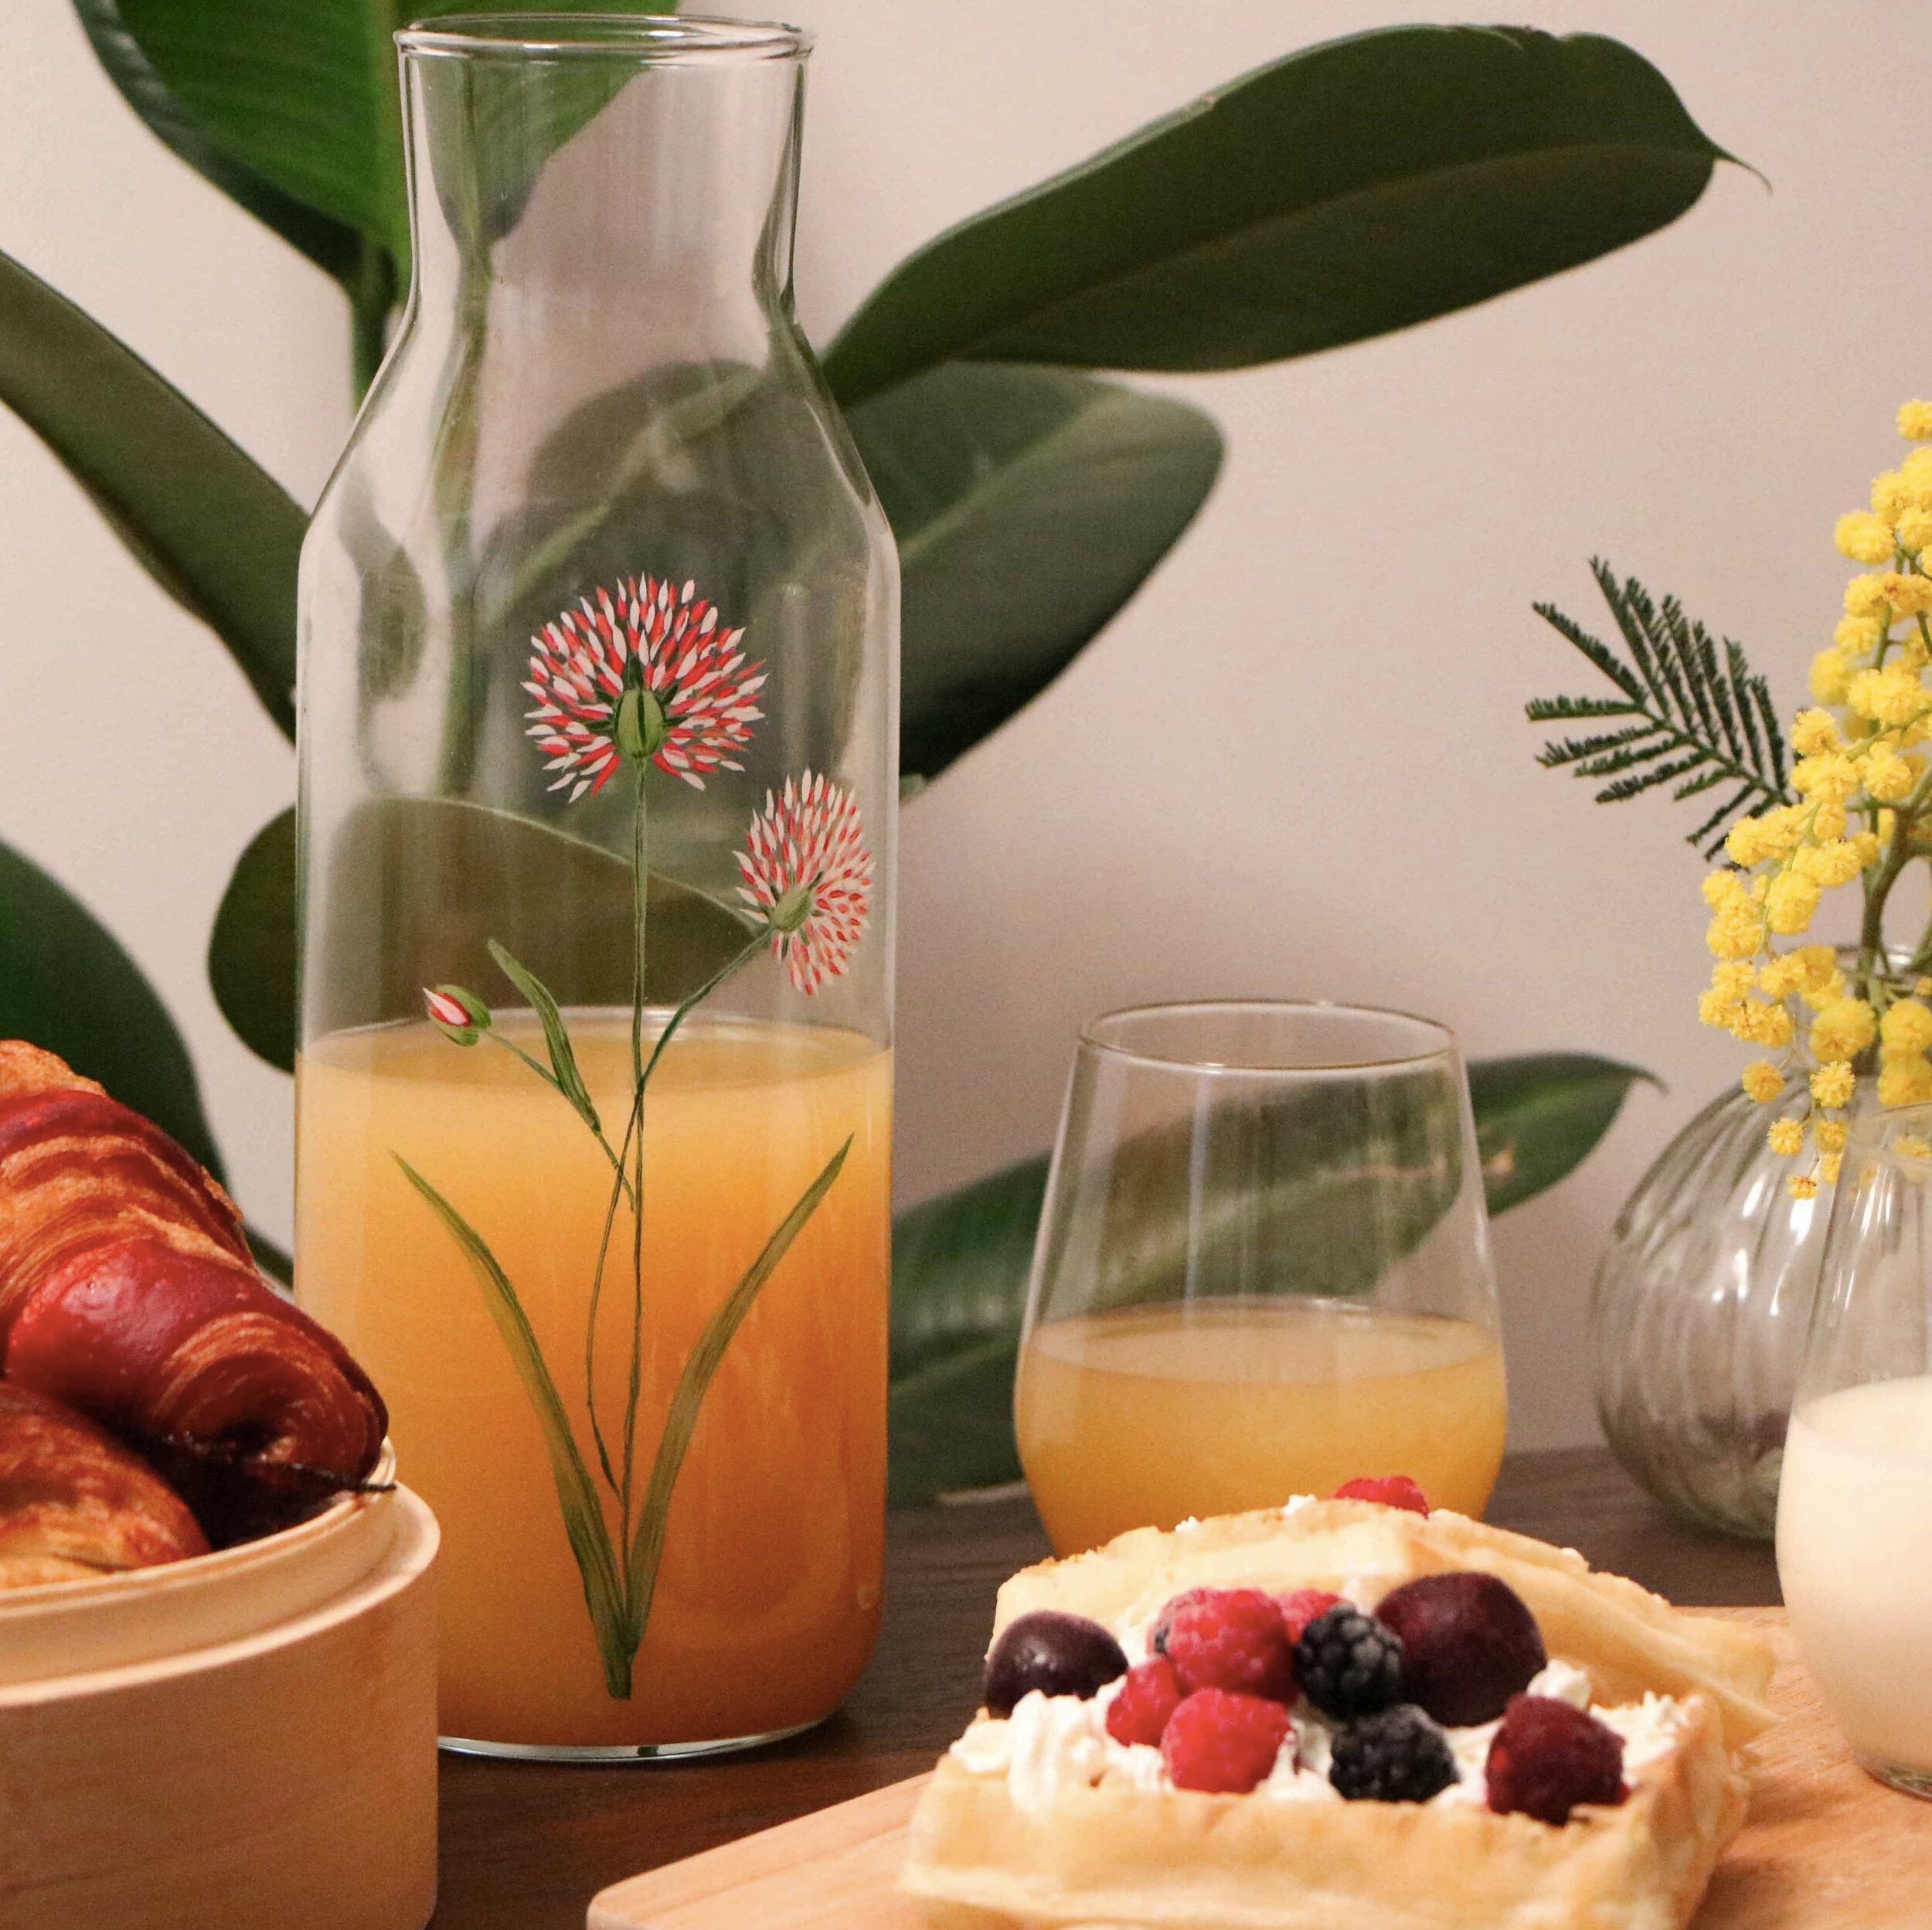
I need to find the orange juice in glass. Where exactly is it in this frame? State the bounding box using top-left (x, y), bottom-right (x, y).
top-left (1015, 1003), bottom-right (1506, 1555)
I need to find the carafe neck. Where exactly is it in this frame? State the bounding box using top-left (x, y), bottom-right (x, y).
top-left (398, 19), bottom-right (807, 365)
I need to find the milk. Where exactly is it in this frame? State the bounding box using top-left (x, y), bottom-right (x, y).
top-left (1777, 1375), bottom-right (1932, 1784)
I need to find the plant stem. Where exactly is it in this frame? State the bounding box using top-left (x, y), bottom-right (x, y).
top-left (620, 766), bottom-right (651, 1531)
top-left (638, 933), bottom-right (770, 1092)
top-left (583, 1099), bottom-right (639, 1496)
top-left (349, 242), bottom-right (396, 399)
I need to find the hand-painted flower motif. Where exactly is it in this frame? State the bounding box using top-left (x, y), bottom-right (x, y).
top-left (736, 772), bottom-right (872, 995)
top-left (424, 984), bottom-right (491, 1045)
top-left (523, 576), bottom-right (765, 799)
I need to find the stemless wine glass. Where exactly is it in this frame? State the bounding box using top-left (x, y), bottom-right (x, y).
top-left (1777, 1103), bottom-right (1932, 1796)
top-left (1013, 1001), bottom-right (1506, 1555)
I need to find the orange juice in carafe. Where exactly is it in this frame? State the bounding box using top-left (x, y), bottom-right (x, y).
top-left (296, 1012), bottom-right (891, 1749)
top-left (1015, 1299), bottom-right (1505, 1555)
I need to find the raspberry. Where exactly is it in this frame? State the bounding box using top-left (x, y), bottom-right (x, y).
top-left (1160, 1689), bottom-right (1293, 1794)
top-left (1149, 1587), bottom-right (1217, 1655)
top-left (1375, 1572), bottom-right (1546, 1728)
top-left (1485, 1694), bottom-right (1628, 1825)
top-left (1275, 1588), bottom-right (1344, 1650)
top-left (1164, 1589), bottom-right (1296, 1701)
top-left (1294, 1604), bottom-right (1403, 1719)
top-left (1105, 1657), bottom-right (1183, 1747)
top-left (1332, 1475), bottom-right (1430, 1514)
top-left (1329, 1704), bottom-right (1459, 1803)
top-left (983, 1611), bottom-right (1127, 1716)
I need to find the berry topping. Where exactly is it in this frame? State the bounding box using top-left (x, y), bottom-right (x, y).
top-left (1105, 1657), bottom-right (1184, 1747)
top-left (1276, 1588), bottom-right (1345, 1650)
top-left (1375, 1572), bottom-right (1547, 1728)
top-left (1332, 1475), bottom-right (1430, 1514)
top-left (1485, 1694), bottom-right (1628, 1825)
top-left (1328, 1704), bottom-right (1460, 1803)
top-left (1149, 1588), bottom-right (1217, 1656)
top-left (1163, 1588), bottom-right (1296, 1701)
top-left (983, 1610), bottom-right (1128, 1716)
top-left (1159, 1689), bottom-right (1294, 1794)
top-left (1294, 1604), bottom-right (1405, 1719)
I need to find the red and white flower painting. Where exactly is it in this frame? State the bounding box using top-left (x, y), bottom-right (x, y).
top-left (736, 771), bottom-right (872, 995)
top-left (523, 576), bottom-right (765, 798)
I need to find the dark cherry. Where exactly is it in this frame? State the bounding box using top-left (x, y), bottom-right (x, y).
top-left (983, 1610), bottom-right (1128, 1716)
top-left (1375, 1572), bottom-right (1546, 1728)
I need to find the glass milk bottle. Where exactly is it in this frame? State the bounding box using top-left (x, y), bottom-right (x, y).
top-left (293, 15), bottom-right (896, 1757)
top-left (1777, 1103), bottom-right (1932, 1795)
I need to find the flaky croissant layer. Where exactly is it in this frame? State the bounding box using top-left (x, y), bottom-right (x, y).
top-left (0, 1043), bottom-right (387, 1547)
top-left (0, 1381), bottom-right (208, 1584)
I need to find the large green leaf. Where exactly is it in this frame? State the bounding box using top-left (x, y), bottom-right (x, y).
top-left (825, 26), bottom-right (1733, 406)
top-left (73, 0), bottom-right (363, 284)
top-left (0, 837), bottom-right (225, 1182)
top-left (1471, 1052), bottom-right (1662, 1212)
top-left (206, 810), bottom-right (297, 1071)
top-left (0, 246), bottom-right (301, 740)
top-left (887, 1051), bottom-right (1655, 1506)
top-left (100, 0), bottom-right (689, 281)
top-left (848, 366), bottom-right (1222, 780)
top-left (218, 797), bottom-right (751, 1070)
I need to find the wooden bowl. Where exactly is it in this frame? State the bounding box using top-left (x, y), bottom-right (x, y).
top-left (0, 1459), bottom-right (440, 1930)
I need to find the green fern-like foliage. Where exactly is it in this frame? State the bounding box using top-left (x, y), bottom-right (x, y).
top-left (1529, 562), bottom-right (1794, 858)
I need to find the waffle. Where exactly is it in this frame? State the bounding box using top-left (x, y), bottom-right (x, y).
top-left (901, 1499), bottom-right (1776, 1930)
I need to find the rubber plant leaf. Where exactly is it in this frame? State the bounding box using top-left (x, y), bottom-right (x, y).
top-left (846, 365), bottom-right (1223, 780)
top-left (213, 800), bottom-right (750, 1072)
top-left (824, 25), bottom-right (1736, 406)
top-left (0, 835), bottom-right (226, 1183)
top-left (0, 246), bottom-right (301, 740)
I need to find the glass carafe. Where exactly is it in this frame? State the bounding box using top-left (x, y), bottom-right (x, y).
top-left (293, 15), bottom-right (896, 1758)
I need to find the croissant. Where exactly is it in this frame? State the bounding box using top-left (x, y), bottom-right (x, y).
top-left (0, 1381), bottom-right (207, 1585)
top-left (0, 1042), bottom-right (386, 1544)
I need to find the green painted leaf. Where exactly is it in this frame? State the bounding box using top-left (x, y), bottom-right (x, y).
top-left (0, 836), bottom-right (225, 1183)
top-left (847, 365), bottom-right (1222, 780)
top-left (825, 26), bottom-right (1733, 406)
top-left (485, 938), bottom-right (601, 1134)
top-left (0, 246), bottom-right (301, 740)
top-left (396, 1155), bottom-right (631, 1692)
top-left (624, 1137), bottom-right (851, 1643)
top-left (887, 1052), bottom-right (1655, 1505)
top-left (73, 0), bottom-right (363, 284)
top-left (218, 797), bottom-right (750, 1071)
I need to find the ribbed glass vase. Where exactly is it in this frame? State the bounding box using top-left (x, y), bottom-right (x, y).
top-left (1591, 1062), bottom-right (1870, 1538)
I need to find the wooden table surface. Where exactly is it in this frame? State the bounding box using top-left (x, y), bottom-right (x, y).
top-left (433, 1447), bottom-right (1781, 1928)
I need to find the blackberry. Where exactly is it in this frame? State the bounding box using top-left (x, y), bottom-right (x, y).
top-left (1293, 1604), bottom-right (1403, 1719)
top-left (1329, 1704), bottom-right (1459, 1803)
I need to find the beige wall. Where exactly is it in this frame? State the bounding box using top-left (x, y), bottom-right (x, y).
top-left (1, 3), bottom-right (1923, 1449)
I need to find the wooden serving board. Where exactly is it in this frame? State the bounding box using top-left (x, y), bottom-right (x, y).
top-left (590, 1610), bottom-right (1932, 1930)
